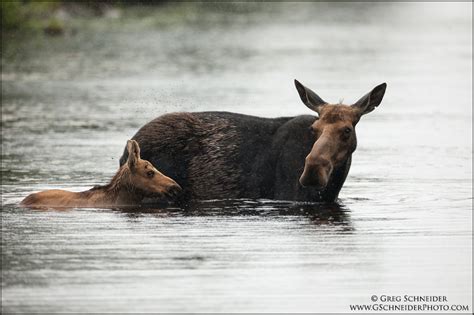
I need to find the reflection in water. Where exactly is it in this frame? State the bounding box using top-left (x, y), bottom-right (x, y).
top-left (122, 199), bottom-right (352, 227)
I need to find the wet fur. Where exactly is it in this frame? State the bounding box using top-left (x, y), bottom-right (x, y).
top-left (21, 167), bottom-right (138, 208)
top-left (21, 140), bottom-right (181, 208)
top-left (120, 112), bottom-right (351, 202)
top-left (119, 82), bottom-right (385, 203)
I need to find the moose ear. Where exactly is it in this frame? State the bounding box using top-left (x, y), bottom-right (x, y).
top-left (294, 79), bottom-right (327, 114)
top-left (352, 83), bottom-right (387, 116)
top-left (126, 140), bottom-right (141, 168)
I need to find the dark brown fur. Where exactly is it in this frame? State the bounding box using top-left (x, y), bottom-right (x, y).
top-left (124, 113), bottom-right (242, 200)
top-left (120, 81), bottom-right (387, 202)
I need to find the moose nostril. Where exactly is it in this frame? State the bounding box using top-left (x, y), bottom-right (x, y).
top-left (168, 183), bottom-right (182, 196)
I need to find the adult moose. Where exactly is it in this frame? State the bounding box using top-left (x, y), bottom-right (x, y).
top-left (120, 80), bottom-right (386, 202)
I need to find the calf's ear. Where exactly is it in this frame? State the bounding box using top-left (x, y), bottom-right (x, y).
top-left (294, 79), bottom-right (327, 114)
top-left (352, 83), bottom-right (387, 116)
top-left (126, 140), bottom-right (141, 168)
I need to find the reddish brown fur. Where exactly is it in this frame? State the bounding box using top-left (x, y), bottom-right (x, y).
top-left (300, 105), bottom-right (359, 188)
top-left (318, 105), bottom-right (359, 124)
top-left (295, 80), bottom-right (387, 190)
top-left (20, 140), bottom-right (181, 209)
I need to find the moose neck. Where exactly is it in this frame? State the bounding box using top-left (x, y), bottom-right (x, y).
top-left (93, 167), bottom-right (145, 206)
top-left (319, 155), bottom-right (352, 202)
top-left (112, 186), bottom-right (144, 205)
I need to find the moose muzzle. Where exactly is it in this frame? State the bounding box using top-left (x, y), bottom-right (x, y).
top-left (299, 156), bottom-right (334, 190)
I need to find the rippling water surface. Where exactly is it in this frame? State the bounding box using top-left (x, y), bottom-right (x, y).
top-left (1, 2), bottom-right (472, 312)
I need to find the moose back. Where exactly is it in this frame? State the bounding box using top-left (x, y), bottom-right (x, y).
top-left (119, 80), bottom-right (386, 202)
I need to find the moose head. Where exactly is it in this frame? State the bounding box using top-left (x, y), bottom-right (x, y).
top-left (295, 80), bottom-right (387, 190)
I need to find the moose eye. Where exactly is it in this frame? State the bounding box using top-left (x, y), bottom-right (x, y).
top-left (146, 171), bottom-right (155, 178)
top-left (344, 127), bottom-right (352, 134)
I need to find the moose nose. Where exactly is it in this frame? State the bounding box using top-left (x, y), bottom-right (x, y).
top-left (299, 156), bottom-right (333, 190)
top-left (167, 182), bottom-right (182, 197)
top-left (310, 157), bottom-right (331, 170)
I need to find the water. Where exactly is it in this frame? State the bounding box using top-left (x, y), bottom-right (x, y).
top-left (1, 2), bottom-right (472, 312)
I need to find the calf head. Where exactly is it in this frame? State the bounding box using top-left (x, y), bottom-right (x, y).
top-left (295, 80), bottom-right (386, 190)
top-left (125, 140), bottom-right (182, 198)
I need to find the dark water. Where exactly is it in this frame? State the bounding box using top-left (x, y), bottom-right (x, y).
top-left (1, 2), bottom-right (472, 312)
